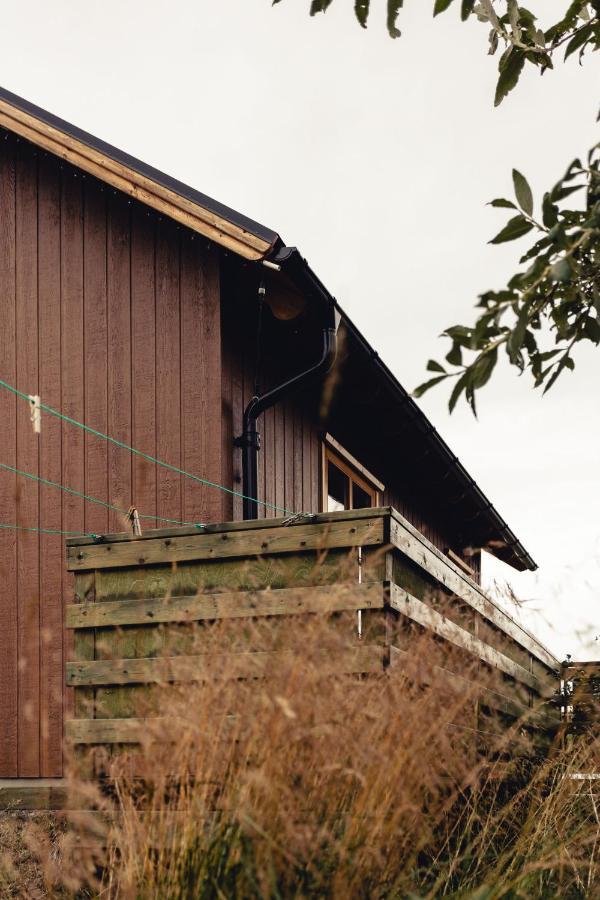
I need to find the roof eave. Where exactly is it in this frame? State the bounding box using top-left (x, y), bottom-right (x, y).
top-left (0, 86), bottom-right (280, 261)
top-left (273, 247), bottom-right (537, 574)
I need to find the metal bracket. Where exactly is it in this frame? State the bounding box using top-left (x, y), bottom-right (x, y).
top-left (233, 430), bottom-right (261, 451)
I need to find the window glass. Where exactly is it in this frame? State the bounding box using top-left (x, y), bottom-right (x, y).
top-left (324, 445), bottom-right (380, 513)
top-left (327, 459), bottom-right (349, 511)
top-left (352, 482), bottom-right (373, 510)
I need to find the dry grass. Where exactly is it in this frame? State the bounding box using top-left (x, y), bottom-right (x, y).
top-left (2, 606), bottom-right (599, 898)
top-left (0, 813), bottom-right (69, 899)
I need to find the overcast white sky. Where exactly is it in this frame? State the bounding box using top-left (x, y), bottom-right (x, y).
top-left (1, 0), bottom-right (598, 658)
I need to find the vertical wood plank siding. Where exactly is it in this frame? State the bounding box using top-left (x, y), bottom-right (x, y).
top-left (0, 138), bottom-right (222, 776)
top-left (0, 136), bottom-right (18, 776)
top-left (221, 321), bottom-right (477, 579)
top-left (16, 142), bottom-right (40, 777)
top-left (38, 156), bottom-right (62, 775)
top-left (221, 336), bottom-right (320, 524)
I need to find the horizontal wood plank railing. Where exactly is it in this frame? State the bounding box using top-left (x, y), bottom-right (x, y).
top-left (65, 582), bottom-right (385, 629)
top-left (64, 507), bottom-right (560, 753)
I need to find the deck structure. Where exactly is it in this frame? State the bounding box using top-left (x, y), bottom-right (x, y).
top-left (64, 508), bottom-right (559, 752)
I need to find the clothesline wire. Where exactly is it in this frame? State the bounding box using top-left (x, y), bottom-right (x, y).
top-left (0, 459), bottom-right (203, 528)
top-left (0, 521), bottom-right (98, 538)
top-left (0, 376), bottom-right (296, 517)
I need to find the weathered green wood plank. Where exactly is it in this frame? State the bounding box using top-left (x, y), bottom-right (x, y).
top-left (66, 582), bottom-right (385, 628)
top-left (66, 715), bottom-right (240, 744)
top-left (392, 554), bottom-right (532, 672)
top-left (91, 551), bottom-right (363, 605)
top-left (66, 506), bottom-right (392, 546)
top-left (66, 717), bottom-right (160, 744)
top-left (66, 644), bottom-right (385, 687)
top-left (67, 517), bottom-right (384, 571)
top-left (389, 646), bottom-right (557, 730)
top-left (389, 513), bottom-right (558, 675)
top-left (0, 779), bottom-right (70, 810)
top-left (389, 584), bottom-right (550, 695)
top-left (72, 572), bottom-right (96, 728)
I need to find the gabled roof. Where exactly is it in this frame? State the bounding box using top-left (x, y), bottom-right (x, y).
top-left (0, 86), bottom-right (280, 260)
top-left (0, 85), bottom-right (536, 572)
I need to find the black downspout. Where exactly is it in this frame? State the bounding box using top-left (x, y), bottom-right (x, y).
top-left (236, 321), bottom-right (337, 520)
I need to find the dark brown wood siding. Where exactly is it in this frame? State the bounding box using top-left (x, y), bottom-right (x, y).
top-left (221, 328), bottom-right (319, 523)
top-left (0, 135), bottom-right (222, 777)
top-left (220, 300), bottom-right (479, 582)
top-left (222, 261), bottom-right (479, 580)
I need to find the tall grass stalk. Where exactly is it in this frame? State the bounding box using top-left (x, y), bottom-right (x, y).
top-left (12, 603), bottom-right (600, 898)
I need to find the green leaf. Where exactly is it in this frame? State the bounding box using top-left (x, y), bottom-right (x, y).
top-left (448, 372), bottom-right (468, 413)
top-left (564, 21), bottom-right (594, 59)
top-left (550, 258), bottom-right (572, 281)
top-left (542, 359), bottom-right (563, 393)
top-left (427, 359), bottom-right (447, 373)
top-left (310, 0), bottom-right (334, 13)
top-left (593, 283), bottom-right (600, 318)
top-left (563, 157), bottom-right (583, 181)
top-left (494, 49), bottom-right (525, 106)
top-left (547, 223), bottom-right (567, 248)
top-left (488, 198), bottom-right (517, 209)
top-left (540, 349), bottom-right (561, 361)
top-left (434, 0), bottom-right (455, 15)
top-left (466, 384), bottom-right (477, 417)
top-left (413, 374), bottom-right (448, 398)
top-left (446, 342), bottom-right (463, 365)
top-left (444, 325), bottom-right (473, 346)
top-left (480, 0), bottom-right (500, 28)
top-left (512, 169), bottom-right (534, 216)
top-left (508, 0), bottom-right (521, 38)
top-left (519, 234), bottom-right (551, 263)
top-left (507, 305), bottom-right (530, 365)
top-left (584, 316), bottom-right (600, 344)
top-left (470, 348), bottom-right (498, 389)
top-left (387, 0), bottom-right (403, 37)
top-left (542, 192), bottom-right (558, 228)
top-left (551, 184), bottom-right (584, 202)
top-left (543, 352), bottom-right (575, 393)
top-left (354, 0), bottom-right (370, 27)
top-left (461, 0), bottom-right (475, 19)
top-left (489, 215), bottom-right (534, 244)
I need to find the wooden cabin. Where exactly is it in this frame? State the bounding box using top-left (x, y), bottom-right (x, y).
top-left (0, 86), bottom-right (557, 782)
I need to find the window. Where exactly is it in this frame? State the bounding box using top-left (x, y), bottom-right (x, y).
top-left (322, 436), bottom-right (383, 512)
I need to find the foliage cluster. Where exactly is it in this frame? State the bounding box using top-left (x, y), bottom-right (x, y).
top-left (274, 0), bottom-right (600, 410)
top-left (416, 153), bottom-right (600, 413)
top-left (274, 1), bottom-right (600, 105)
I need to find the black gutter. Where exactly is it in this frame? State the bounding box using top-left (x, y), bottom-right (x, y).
top-left (236, 259), bottom-right (337, 520)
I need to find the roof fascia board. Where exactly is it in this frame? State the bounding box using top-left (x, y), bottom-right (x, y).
top-left (0, 88), bottom-right (279, 260)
